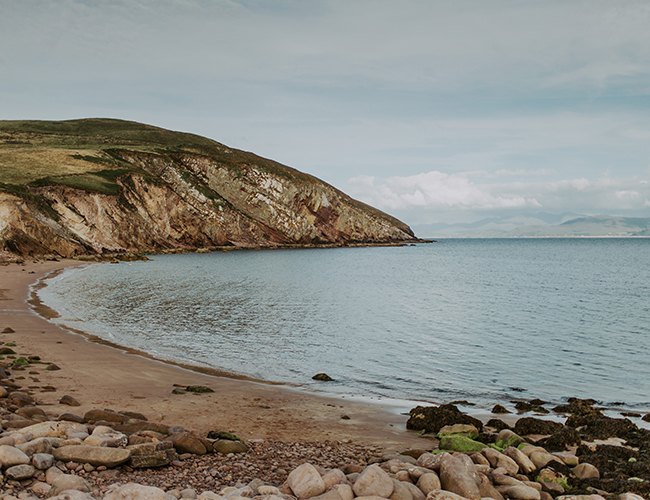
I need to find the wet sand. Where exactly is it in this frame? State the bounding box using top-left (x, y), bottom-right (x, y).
top-left (0, 259), bottom-right (427, 452)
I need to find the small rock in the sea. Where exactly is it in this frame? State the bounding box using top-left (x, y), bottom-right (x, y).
top-left (312, 373), bottom-right (333, 381)
top-left (492, 404), bottom-right (510, 414)
top-left (0, 347), bottom-right (16, 355)
top-left (45, 363), bottom-right (61, 371)
top-left (341, 415), bottom-right (350, 420)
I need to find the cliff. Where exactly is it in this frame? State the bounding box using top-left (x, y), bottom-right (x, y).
top-left (0, 119), bottom-right (417, 260)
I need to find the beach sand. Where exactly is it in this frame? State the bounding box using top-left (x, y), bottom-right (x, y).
top-left (0, 259), bottom-right (427, 452)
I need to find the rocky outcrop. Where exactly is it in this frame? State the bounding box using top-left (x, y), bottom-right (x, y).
top-left (0, 120), bottom-right (418, 260)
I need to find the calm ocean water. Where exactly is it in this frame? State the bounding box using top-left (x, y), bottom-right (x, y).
top-left (36, 239), bottom-right (650, 412)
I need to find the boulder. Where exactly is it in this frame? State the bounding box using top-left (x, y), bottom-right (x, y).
top-left (311, 491), bottom-right (343, 500)
top-left (169, 432), bottom-right (207, 455)
top-left (5, 463), bottom-right (36, 480)
top-left (84, 429), bottom-right (128, 448)
top-left (439, 455), bottom-right (481, 500)
top-left (59, 395), bottom-right (81, 406)
top-left (403, 483), bottom-right (425, 500)
top-left (53, 445), bottom-right (131, 467)
top-left (390, 479), bottom-right (413, 500)
top-left (83, 409), bottom-right (125, 423)
top-left (416, 451), bottom-right (452, 471)
top-left (128, 441), bottom-right (177, 468)
top-left (331, 484), bottom-right (354, 500)
top-left (353, 465), bottom-right (394, 498)
top-left (425, 491), bottom-right (469, 500)
top-left (439, 435), bottom-right (485, 452)
top-left (407, 404), bottom-right (483, 434)
top-left (479, 481), bottom-right (504, 500)
top-left (287, 463), bottom-right (326, 499)
top-left (17, 436), bottom-right (55, 456)
top-left (213, 439), bottom-right (248, 454)
top-left (572, 463), bottom-right (600, 479)
top-left (47, 474), bottom-right (91, 497)
top-left (33, 452), bottom-right (55, 470)
top-left (437, 424), bottom-right (479, 438)
top-left (104, 483), bottom-right (172, 500)
top-left (514, 417), bottom-right (563, 436)
top-left (18, 421), bottom-right (87, 439)
top-left (507, 485), bottom-right (541, 500)
top-left (322, 469), bottom-right (346, 489)
top-left (503, 446), bottom-right (536, 474)
top-left (495, 429), bottom-right (524, 449)
top-left (496, 453), bottom-right (519, 475)
top-left (416, 473), bottom-right (441, 494)
top-left (0, 444), bottom-right (30, 467)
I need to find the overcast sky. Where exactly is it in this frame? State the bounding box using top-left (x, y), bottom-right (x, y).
top-left (2, 0), bottom-right (650, 227)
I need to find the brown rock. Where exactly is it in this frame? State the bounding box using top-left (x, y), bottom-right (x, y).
top-left (83, 409), bottom-right (125, 423)
top-left (59, 395), bottom-right (81, 406)
top-left (353, 465), bottom-right (395, 498)
top-left (439, 456), bottom-right (481, 500)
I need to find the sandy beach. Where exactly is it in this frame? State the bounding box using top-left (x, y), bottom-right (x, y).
top-left (0, 259), bottom-right (426, 452)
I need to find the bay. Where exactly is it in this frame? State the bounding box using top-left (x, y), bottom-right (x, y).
top-left (36, 238), bottom-right (650, 412)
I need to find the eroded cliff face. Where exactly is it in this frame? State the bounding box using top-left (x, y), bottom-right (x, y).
top-left (0, 150), bottom-right (416, 260)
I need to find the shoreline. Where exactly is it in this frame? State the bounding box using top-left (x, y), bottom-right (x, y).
top-left (1, 258), bottom-right (428, 451)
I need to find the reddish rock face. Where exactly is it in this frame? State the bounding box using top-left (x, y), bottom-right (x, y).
top-left (1, 148), bottom-right (417, 260)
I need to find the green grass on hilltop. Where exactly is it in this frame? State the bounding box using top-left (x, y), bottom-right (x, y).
top-left (0, 118), bottom-right (317, 191)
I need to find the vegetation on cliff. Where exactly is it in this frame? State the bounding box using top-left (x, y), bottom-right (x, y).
top-left (0, 119), bottom-right (417, 260)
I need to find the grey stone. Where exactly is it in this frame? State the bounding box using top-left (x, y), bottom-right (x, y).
top-left (33, 453), bottom-right (55, 470)
top-left (17, 437), bottom-right (55, 457)
top-left (47, 474), bottom-right (91, 497)
top-left (5, 464), bottom-right (36, 480)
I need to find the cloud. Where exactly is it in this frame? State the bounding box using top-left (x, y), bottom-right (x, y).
top-left (347, 171), bottom-right (650, 214)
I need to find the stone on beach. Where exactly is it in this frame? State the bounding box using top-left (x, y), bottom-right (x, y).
top-left (47, 474), bottom-right (91, 497)
top-left (5, 463), bottom-right (36, 480)
top-left (439, 455), bottom-right (481, 500)
top-left (53, 445), bottom-right (131, 467)
top-left (0, 444), bottom-right (31, 467)
top-left (352, 464), bottom-right (395, 498)
top-left (18, 421), bottom-right (87, 439)
top-left (503, 446), bottom-right (536, 474)
top-left (416, 473), bottom-right (441, 494)
top-left (104, 483), bottom-right (175, 500)
top-left (287, 463), bottom-right (326, 499)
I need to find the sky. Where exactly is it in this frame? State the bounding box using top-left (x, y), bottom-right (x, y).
top-left (2, 0), bottom-right (650, 227)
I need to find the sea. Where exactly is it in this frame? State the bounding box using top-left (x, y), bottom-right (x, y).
top-left (35, 238), bottom-right (650, 415)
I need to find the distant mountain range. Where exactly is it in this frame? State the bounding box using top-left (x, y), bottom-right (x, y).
top-left (413, 213), bottom-right (650, 238)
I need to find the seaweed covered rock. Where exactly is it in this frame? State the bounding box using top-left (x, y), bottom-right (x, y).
top-left (537, 426), bottom-right (582, 451)
top-left (514, 417), bottom-right (564, 436)
top-left (406, 404), bottom-right (483, 435)
top-left (566, 414), bottom-right (639, 440)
